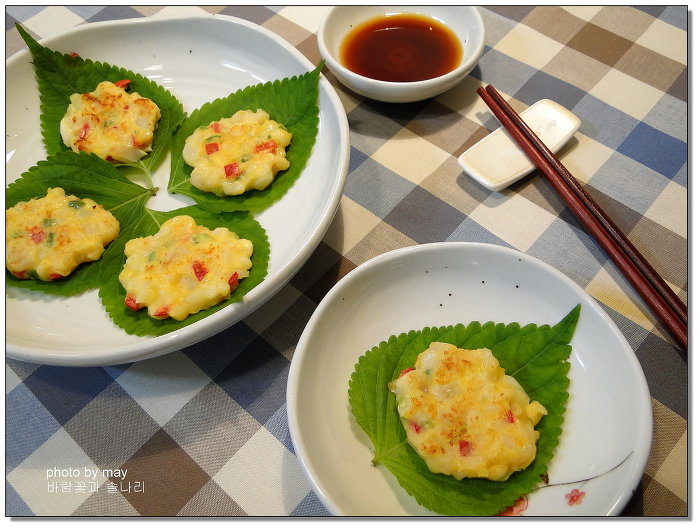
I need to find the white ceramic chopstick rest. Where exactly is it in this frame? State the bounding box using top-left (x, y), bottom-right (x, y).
top-left (458, 99), bottom-right (580, 192)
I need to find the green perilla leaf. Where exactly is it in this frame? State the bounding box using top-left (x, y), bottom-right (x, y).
top-left (348, 306), bottom-right (580, 516)
top-left (15, 23), bottom-right (186, 178)
top-left (98, 205), bottom-right (269, 337)
top-left (5, 151), bottom-right (153, 296)
top-left (5, 151), bottom-right (270, 336)
top-left (169, 63), bottom-right (322, 212)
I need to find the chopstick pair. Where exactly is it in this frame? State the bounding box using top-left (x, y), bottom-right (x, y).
top-left (477, 85), bottom-right (688, 352)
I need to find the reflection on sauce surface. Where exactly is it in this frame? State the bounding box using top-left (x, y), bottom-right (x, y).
top-left (339, 13), bottom-right (463, 83)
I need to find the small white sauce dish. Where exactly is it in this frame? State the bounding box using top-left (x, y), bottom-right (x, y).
top-left (459, 99), bottom-right (581, 192)
top-left (317, 6), bottom-right (485, 103)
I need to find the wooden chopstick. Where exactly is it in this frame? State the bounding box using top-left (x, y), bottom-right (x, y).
top-left (477, 85), bottom-right (688, 352)
top-left (484, 85), bottom-right (688, 327)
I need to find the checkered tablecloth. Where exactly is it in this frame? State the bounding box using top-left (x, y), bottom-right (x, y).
top-left (5, 5), bottom-right (688, 517)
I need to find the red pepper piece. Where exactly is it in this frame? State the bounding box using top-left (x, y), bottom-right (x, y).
top-left (69, 52), bottom-right (80, 58)
top-left (205, 142), bottom-right (219, 155)
top-left (125, 295), bottom-right (141, 311)
top-left (154, 306), bottom-right (169, 318)
top-left (505, 410), bottom-right (515, 424)
top-left (254, 139), bottom-right (278, 153)
top-left (131, 135), bottom-right (146, 149)
top-left (224, 163), bottom-right (240, 178)
top-left (228, 272), bottom-right (239, 291)
top-left (114, 79), bottom-right (131, 89)
top-left (28, 226), bottom-right (45, 244)
top-left (410, 421), bottom-right (422, 434)
top-left (12, 270), bottom-right (28, 279)
top-left (49, 273), bottom-right (65, 281)
top-left (400, 367), bottom-right (416, 376)
top-left (192, 261), bottom-right (208, 281)
top-left (79, 123), bottom-right (90, 140)
top-left (210, 122), bottom-right (222, 133)
top-left (459, 440), bottom-right (473, 456)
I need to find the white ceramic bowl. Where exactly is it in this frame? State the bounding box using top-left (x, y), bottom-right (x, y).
top-left (6, 14), bottom-right (350, 366)
top-left (317, 6), bottom-right (485, 103)
top-left (287, 242), bottom-right (652, 515)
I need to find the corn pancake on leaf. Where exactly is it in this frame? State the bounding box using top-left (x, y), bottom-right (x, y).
top-left (169, 64), bottom-right (322, 212)
top-left (15, 24), bottom-right (186, 179)
top-left (348, 306), bottom-right (580, 516)
top-left (98, 205), bottom-right (269, 336)
top-left (5, 151), bottom-right (152, 295)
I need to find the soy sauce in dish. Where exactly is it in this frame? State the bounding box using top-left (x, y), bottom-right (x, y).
top-left (339, 13), bottom-right (463, 83)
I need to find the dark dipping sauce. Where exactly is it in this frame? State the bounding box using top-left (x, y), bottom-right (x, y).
top-left (339, 13), bottom-right (463, 83)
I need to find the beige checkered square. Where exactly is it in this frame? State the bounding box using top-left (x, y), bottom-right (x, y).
top-left (561, 6), bottom-right (604, 21)
top-left (494, 23), bottom-right (564, 70)
top-left (524, 6), bottom-right (588, 44)
top-left (263, 12), bottom-right (316, 48)
top-left (589, 69), bottom-right (665, 120)
top-left (372, 128), bottom-right (452, 185)
top-left (586, 266), bottom-right (654, 332)
top-left (324, 196), bottom-right (382, 256)
top-left (644, 181), bottom-right (687, 238)
top-left (590, 6), bottom-right (657, 41)
top-left (560, 135), bottom-right (615, 185)
top-left (637, 18), bottom-right (687, 64)
top-left (7, 430), bottom-right (106, 516)
top-left (278, 6), bottom-right (329, 33)
top-left (437, 77), bottom-right (487, 121)
top-left (21, 6), bottom-right (84, 39)
top-left (345, 221), bottom-right (417, 266)
top-left (213, 427), bottom-right (311, 516)
top-left (542, 47), bottom-right (611, 92)
top-left (654, 430), bottom-right (687, 501)
top-left (421, 159), bottom-right (488, 216)
top-left (469, 192), bottom-right (557, 251)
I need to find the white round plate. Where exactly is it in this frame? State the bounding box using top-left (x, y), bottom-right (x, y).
top-left (287, 242), bottom-right (652, 516)
top-left (5, 14), bottom-right (349, 366)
